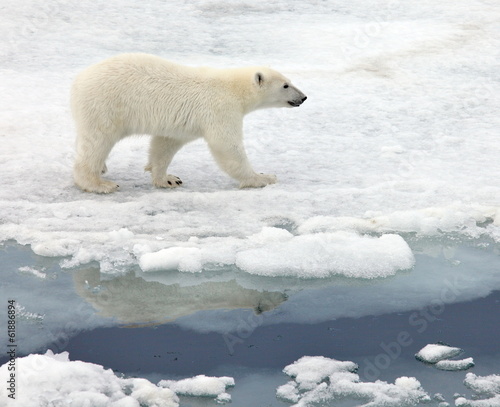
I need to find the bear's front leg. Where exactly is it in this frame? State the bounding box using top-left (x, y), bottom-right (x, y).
top-left (206, 133), bottom-right (277, 188)
top-left (146, 136), bottom-right (184, 188)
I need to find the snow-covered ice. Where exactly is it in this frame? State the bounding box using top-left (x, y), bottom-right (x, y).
top-left (415, 343), bottom-right (464, 364)
top-left (436, 358), bottom-right (475, 372)
top-left (277, 355), bottom-right (431, 407)
top-left (416, 343), bottom-right (475, 372)
top-left (140, 228), bottom-right (415, 278)
top-left (0, 350), bottom-right (235, 406)
top-left (455, 373), bottom-right (500, 406)
top-left (1, 0), bottom-right (500, 279)
top-left (159, 375), bottom-right (234, 403)
top-left (0, 350), bottom-right (179, 407)
top-left (280, 355), bottom-right (358, 392)
top-left (463, 373), bottom-right (500, 398)
top-left (17, 266), bottom-right (47, 279)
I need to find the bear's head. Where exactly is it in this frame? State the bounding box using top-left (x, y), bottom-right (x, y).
top-left (253, 68), bottom-right (307, 109)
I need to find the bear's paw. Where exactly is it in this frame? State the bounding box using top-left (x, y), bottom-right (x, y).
top-left (84, 180), bottom-right (119, 194)
top-left (153, 174), bottom-right (183, 189)
top-left (239, 173), bottom-right (277, 188)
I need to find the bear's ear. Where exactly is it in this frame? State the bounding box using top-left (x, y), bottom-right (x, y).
top-left (255, 72), bottom-right (264, 86)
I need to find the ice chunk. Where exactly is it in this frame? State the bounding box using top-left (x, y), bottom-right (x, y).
top-left (281, 355), bottom-right (358, 391)
top-left (463, 372), bottom-right (500, 396)
top-left (278, 356), bottom-right (430, 407)
top-left (277, 381), bottom-right (301, 403)
top-left (236, 232), bottom-right (415, 279)
top-left (0, 350), bottom-right (179, 407)
top-left (215, 392), bottom-right (232, 404)
top-left (14, 303), bottom-right (45, 322)
top-left (455, 372), bottom-right (500, 405)
top-left (455, 395), bottom-right (500, 406)
top-left (415, 343), bottom-right (463, 364)
top-left (139, 247), bottom-right (203, 273)
top-left (18, 266), bottom-right (47, 279)
top-left (436, 358), bottom-right (475, 371)
top-left (109, 227), bottom-right (134, 241)
top-left (159, 375), bottom-right (234, 402)
top-left (435, 393), bottom-right (451, 406)
top-left (129, 379), bottom-right (179, 407)
top-left (138, 230), bottom-right (414, 279)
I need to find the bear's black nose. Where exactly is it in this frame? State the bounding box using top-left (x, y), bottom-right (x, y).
top-left (302, 96), bottom-right (307, 103)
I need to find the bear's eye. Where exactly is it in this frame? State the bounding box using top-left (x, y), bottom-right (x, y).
top-left (283, 83), bottom-right (289, 89)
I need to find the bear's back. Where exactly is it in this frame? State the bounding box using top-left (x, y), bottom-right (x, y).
top-left (71, 54), bottom-right (237, 137)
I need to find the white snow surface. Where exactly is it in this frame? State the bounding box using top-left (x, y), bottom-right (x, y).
top-left (1, 0), bottom-right (500, 277)
top-left (436, 358), bottom-right (475, 372)
top-left (18, 266), bottom-right (47, 279)
top-left (0, 350), bottom-right (236, 406)
top-left (415, 343), bottom-right (464, 364)
top-left (159, 375), bottom-right (234, 403)
top-left (455, 373), bottom-right (500, 406)
top-left (140, 228), bottom-right (415, 278)
top-left (277, 356), bottom-right (430, 407)
top-left (0, 350), bottom-right (179, 407)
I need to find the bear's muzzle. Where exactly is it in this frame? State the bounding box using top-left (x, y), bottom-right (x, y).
top-left (288, 95), bottom-right (307, 107)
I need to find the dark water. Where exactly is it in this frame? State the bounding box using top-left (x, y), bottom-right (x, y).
top-left (62, 291), bottom-right (500, 376)
top-left (61, 290), bottom-right (500, 406)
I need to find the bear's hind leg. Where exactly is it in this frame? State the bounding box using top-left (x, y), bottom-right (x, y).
top-left (146, 136), bottom-right (184, 188)
top-left (74, 133), bottom-right (119, 193)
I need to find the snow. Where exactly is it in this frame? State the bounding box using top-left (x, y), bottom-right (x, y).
top-left (17, 266), bottom-right (47, 279)
top-left (159, 375), bottom-right (235, 403)
top-left (14, 303), bottom-right (44, 323)
top-left (0, 350), bottom-right (235, 406)
top-left (1, 0), bottom-right (500, 279)
top-left (415, 343), bottom-right (464, 364)
top-left (140, 229), bottom-right (415, 278)
top-left (436, 358), bottom-right (475, 372)
top-left (280, 355), bottom-right (358, 391)
top-left (463, 373), bottom-right (500, 398)
top-left (277, 355), bottom-right (430, 407)
top-left (1, 349), bottom-right (499, 407)
top-left (235, 231), bottom-right (415, 278)
top-left (140, 247), bottom-right (204, 273)
top-left (0, 350), bottom-right (179, 407)
top-left (455, 373), bottom-right (500, 406)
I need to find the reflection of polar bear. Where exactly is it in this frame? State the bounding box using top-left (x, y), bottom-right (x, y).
top-left (73, 267), bottom-right (288, 326)
top-left (70, 53), bottom-right (307, 193)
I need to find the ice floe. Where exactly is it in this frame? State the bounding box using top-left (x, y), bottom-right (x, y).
top-left (277, 356), bottom-right (431, 407)
top-left (0, 351), bottom-right (235, 406)
top-left (0, 350), bottom-right (179, 407)
top-left (159, 375), bottom-right (235, 403)
top-left (455, 373), bottom-right (500, 406)
top-left (415, 343), bottom-right (475, 372)
top-left (17, 266), bottom-right (47, 279)
top-left (415, 343), bottom-right (464, 364)
top-left (139, 229), bottom-right (416, 278)
top-left (436, 358), bottom-right (475, 372)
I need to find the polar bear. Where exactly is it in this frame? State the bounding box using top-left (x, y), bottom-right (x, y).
top-left (70, 53), bottom-right (307, 193)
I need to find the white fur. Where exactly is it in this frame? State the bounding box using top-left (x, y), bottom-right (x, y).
top-left (70, 53), bottom-right (306, 193)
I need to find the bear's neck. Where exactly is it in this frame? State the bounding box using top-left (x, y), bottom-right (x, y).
top-left (224, 68), bottom-right (263, 115)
